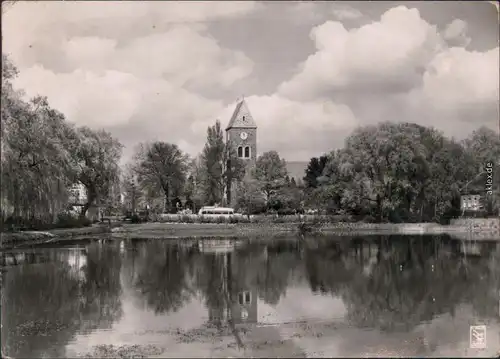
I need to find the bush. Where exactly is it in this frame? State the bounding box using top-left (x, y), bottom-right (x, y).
top-left (130, 214), bottom-right (143, 224)
top-left (2, 216), bottom-right (49, 231)
top-left (1, 212), bottom-right (93, 231)
top-left (55, 213), bottom-right (92, 228)
top-left (180, 215), bottom-right (194, 223)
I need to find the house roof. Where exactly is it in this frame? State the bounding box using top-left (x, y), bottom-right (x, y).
top-left (225, 98), bottom-right (257, 130)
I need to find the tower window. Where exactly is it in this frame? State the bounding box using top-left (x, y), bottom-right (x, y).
top-left (237, 146), bottom-right (243, 158)
top-left (242, 116), bottom-right (246, 121)
top-left (238, 291), bottom-right (251, 305)
top-left (244, 146), bottom-right (250, 158)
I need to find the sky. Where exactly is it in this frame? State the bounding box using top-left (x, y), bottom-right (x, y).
top-left (2, 1), bottom-right (499, 162)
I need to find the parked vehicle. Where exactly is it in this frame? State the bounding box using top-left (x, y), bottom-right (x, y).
top-left (198, 206), bottom-right (238, 218)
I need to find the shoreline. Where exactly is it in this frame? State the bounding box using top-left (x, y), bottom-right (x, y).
top-left (1, 221), bottom-right (499, 251)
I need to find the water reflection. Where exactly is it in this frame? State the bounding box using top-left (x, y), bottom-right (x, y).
top-left (2, 243), bottom-right (123, 358)
top-left (2, 236), bottom-right (500, 358)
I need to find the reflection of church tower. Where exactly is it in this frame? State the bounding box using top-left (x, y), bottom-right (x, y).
top-left (204, 252), bottom-right (259, 327)
top-left (225, 97), bottom-right (258, 206)
top-left (227, 251), bottom-right (258, 325)
top-left (230, 289), bottom-right (258, 325)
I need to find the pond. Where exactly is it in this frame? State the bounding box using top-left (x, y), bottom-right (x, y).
top-left (2, 235), bottom-right (500, 358)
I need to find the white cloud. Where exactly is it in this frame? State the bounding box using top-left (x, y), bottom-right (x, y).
top-left (112, 27), bottom-right (253, 89)
top-left (277, 5), bottom-right (498, 138)
top-left (420, 47), bottom-right (499, 108)
top-left (6, 1), bottom-right (358, 162)
top-left (6, 1), bottom-right (256, 131)
top-left (2, 1), bottom-right (261, 70)
top-left (14, 66), bottom-right (144, 128)
top-left (3, 2), bottom-right (498, 163)
top-left (443, 19), bottom-right (471, 47)
top-left (279, 6), bottom-right (445, 100)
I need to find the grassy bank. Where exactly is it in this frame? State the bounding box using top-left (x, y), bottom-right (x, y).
top-left (2, 219), bottom-right (499, 250)
top-left (0, 225), bottom-right (113, 250)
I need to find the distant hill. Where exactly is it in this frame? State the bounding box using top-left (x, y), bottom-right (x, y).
top-left (286, 161), bottom-right (309, 183)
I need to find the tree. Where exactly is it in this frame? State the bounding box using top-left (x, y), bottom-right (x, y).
top-left (1, 56), bottom-right (127, 227)
top-left (185, 156), bottom-right (205, 212)
top-left (122, 164), bottom-right (142, 213)
top-left (201, 120), bottom-right (245, 206)
top-left (307, 150), bottom-right (346, 213)
top-left (235, 172), bottom-right (266, 215)
top-left (1, 57), bottom-right (79, 226)
top-left (463, 126), bottom-right (500, 167)
top-left (133, 141), bottom-right (189, 214)
top-left (463, 126), bottom-right (500, 215)
top-left (313, 123), bottom-right (478, 222)
top-left (270, 185), bottom-right (302, 214)
top-left (251, 151), bottom-right (288, 207)
top-left (71, 127), bottom-right (123, 218)
top-left (303, 155), bottom-right (329, 188)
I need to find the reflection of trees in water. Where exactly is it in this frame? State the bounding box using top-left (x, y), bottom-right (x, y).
top-left (255, 241), bottom-right (301, 305)
top-left (80, 242), bottom-right (123, 332)
top-left (305, 241), bottom-right (352, 295)
top-left (193, 253), bottom-right (226, 324)
top-left (2, 261), bottom-right (83, 358)
top-left (131, 242), bottom-right (196, 314)
top-left (186, 240), bottom-right (304, 321)
top-left (303, 235), bottom-right (500, 333)
top-left (2, 244), bottom-right (123, 358)
top-left (126, 237), bottom-right (499, 333)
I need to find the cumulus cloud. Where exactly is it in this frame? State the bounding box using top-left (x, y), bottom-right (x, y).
top-left (2, 1), bottom-right (261, 70)
top-left (2, 2), bottom-right (498, 163)
top-left (420, 47), bottom-right (498, 108)
top-left (279, 6), bottom-right (445, 100)
top-left (277, 5), bottom-right (498, 139)
top-left (443, 19), bottom-right (471, 47)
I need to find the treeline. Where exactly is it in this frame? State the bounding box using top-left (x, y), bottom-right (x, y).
top-left (303, 123), bottom-right (500, 223)
top-left (2, 54), bottom-right (499, 230)
top-left (124, 120), bottom-right (500, 224)
top-left (1, 56), bottom-right (123, 229)
top-left (123, 120), bottom-right (302, 215)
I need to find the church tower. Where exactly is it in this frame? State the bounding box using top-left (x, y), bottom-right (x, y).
top-left (225, 98), bottom-right (257, 163)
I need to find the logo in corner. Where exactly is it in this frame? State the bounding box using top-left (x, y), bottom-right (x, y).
top-left (470, 325), bottom-right (487, 349)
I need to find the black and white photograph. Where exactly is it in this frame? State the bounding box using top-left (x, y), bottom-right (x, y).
top-left (1, 0), bottom-right (499, 358)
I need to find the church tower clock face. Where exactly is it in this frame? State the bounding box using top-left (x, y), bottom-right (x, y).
top-left (240, 132), bottom-right (248, 140)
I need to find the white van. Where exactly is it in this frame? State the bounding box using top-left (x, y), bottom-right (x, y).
top-left (198, 206), bottom-right (236, 218)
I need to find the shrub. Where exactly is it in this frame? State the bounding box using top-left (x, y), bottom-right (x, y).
top-left (55, 213), bottom-right (92, 228)
top-left (180, 215), bottom-right (194, 223)
top-left (130, 214), bottom-right (143, 224)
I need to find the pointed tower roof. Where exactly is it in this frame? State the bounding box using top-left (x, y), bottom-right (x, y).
top-left (225, 98), bottom-right (257, 131)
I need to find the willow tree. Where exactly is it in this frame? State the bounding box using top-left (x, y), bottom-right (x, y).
top-left (70, 127), bottom-right (123, 218)
top-left (1, 55), bottom-right (77, 225)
